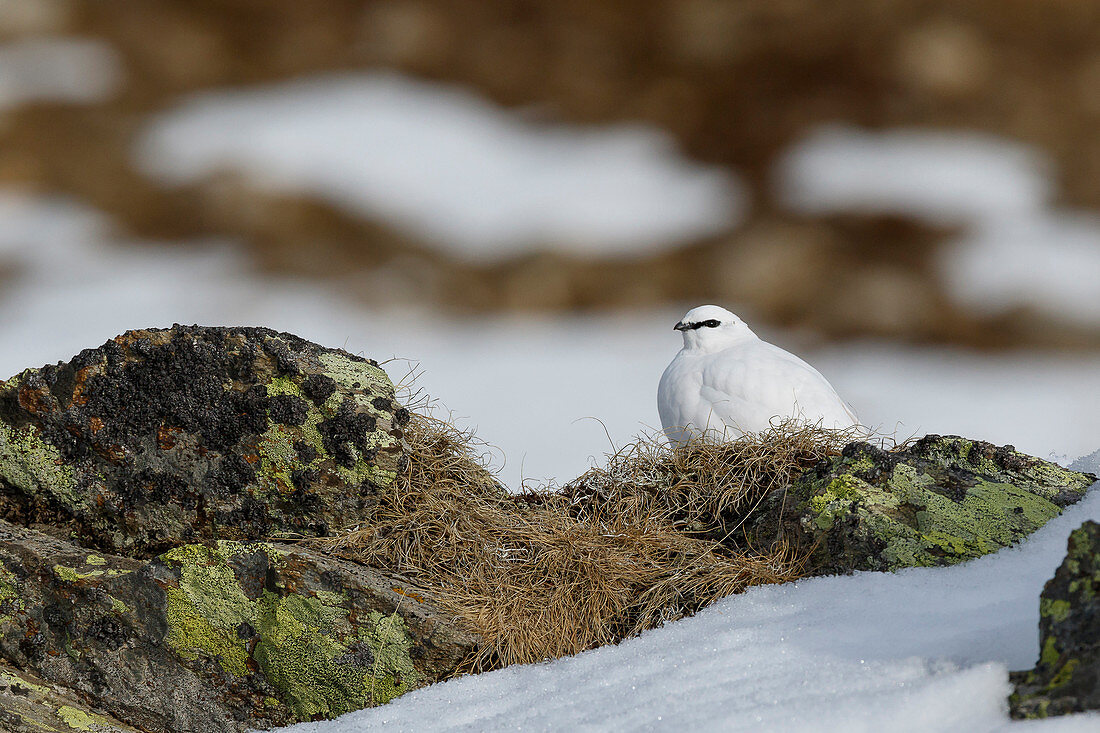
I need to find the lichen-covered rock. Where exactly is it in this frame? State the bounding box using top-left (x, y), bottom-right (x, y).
top-left (748, 435), bottom-right (1096, 574)
top-left (0, 325), bottom-right (409, 557)
top-left (1010, 521), bottom-right (1100, 719)
top-left (0, 659), bottom-right (140, 733)
top-left (0, 519), bottom-right (476, 732)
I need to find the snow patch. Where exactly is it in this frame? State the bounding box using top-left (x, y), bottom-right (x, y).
top-left (776, 126), bottom-right (1051, 225)
top-left (134, 73), bottom-right (743, 261)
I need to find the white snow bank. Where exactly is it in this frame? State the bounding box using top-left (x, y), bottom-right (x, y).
top-left (0, 37), bottom-right (121, 109)
top-left (133, 73), bottom-right (743, 261)
top-left (282, 483), bottom-right (1100, 733)
top-left (775, 126), bottom-right (1100, 325)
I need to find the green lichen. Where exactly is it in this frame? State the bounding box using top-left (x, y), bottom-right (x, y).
top-left (85, 555), bottom-right (106, 566)
top-left (108, 595), bottom-right (131, 616)
top-left (257, 368), bottom-right (397, 497)
top-left (162, 543), bottom-right (254, 678)
top-left (317, 353), bottom-right (391, 410)
top-left (360, 611), bottom-right (421, 705)
top-left (52, 565), bottom-right (104, 583)
top-left (160, 541), bottom-right (419, 721)
top-left (1040, 636), bottom-right (1061, 666)
top-left (1040, 598), bottom-right (1072, 623)
top-left (0, 670), bottom-right (49, 695)
top-left (55, 705), bottom-right (115, 731)
top-left (0, 420), bottom-right (83, 510)
top-left (1047, 659), bottom-right (1079, 691)
top-left (805, 449), bottom-right (1070, 570)
top-left (255, 424), bottom-right (307, 495)
top-left (266, 376), bottom-right (303, 399)
top-left (0, 563), bottom-right (24, 613)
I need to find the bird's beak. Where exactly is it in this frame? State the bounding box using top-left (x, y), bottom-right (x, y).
top-left (674, 322), bottom-right (689, 331)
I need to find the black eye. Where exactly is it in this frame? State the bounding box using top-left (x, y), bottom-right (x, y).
top-left (704, 319), bottom-right (720, 328)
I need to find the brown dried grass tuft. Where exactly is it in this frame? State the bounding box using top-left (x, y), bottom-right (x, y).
top-left (316, 412), bottom-right (857, 672)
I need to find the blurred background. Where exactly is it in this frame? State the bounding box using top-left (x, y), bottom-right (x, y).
top-left (1, 0), bottom-right (1098, 487)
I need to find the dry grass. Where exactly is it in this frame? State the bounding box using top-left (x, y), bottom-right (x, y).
top-left (316, 412), bottom-right (858, 672)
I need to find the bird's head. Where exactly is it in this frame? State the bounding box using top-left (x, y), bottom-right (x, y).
top-left (673, 305), bottom-right (756, 352)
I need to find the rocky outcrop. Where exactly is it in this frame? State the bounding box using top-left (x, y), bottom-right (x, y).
top-left (0, 513), bottom-right (476, 732)
top-left (0, 326), bottom-right (475, 732)
top-left (747, 436), bottom-right (1096, 574)
top-left (1010, 521), bottom-right (1100, 719)
top-left (0, 325), bottom-right (407, 557)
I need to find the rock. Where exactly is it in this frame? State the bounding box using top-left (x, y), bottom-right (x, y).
top-left (0, 518), bottom-right (477, 732)
top-left (0, 658), bottom-right (139, 733)
top-left (0, 325), bottom-right (409, 557)
top-left (748, 435), bottom-right (1096, 574)
top-left (1010, 520), bottom-right (1100, 719)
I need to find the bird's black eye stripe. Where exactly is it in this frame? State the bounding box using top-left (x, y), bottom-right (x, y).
top-left (685, 319), bottom-right (721, 330)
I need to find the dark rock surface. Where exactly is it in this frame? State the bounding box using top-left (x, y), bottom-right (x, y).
top-left (0, 326), bottom-right (478, 732)
top-left (748, 436), bottom-right (1096, 574)
top-left (0, 657), bottom-right (139, 733)
top-left (0, 518), bottom-right (476, 732)
top-left (1010, 520), bottom-right (1100, 719)
top-left (0, 325), bottom-right (408, 557)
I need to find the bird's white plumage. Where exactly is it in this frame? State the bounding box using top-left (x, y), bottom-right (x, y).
top-left (658, 305), bottom-right (859, 446)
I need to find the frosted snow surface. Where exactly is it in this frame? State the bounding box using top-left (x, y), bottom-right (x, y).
top-left (284, 487), bottom-right (1100, 733)
top-left (777, 125), bottom-right (1100, 325)
top-left (134, 73), bottom-right (742, 260)
top-left (0, 37), bottom-right (121, 109)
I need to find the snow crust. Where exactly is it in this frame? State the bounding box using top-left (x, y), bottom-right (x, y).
top-left (0, 37), bottom-right (120, 109)
top-left (134, 73), bottom-right (742, 260)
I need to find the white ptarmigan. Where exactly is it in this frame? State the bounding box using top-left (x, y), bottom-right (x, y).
top-left (658, 305), bottom-right (860, 446)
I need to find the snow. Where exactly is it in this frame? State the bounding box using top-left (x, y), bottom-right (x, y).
top-left (1071, 449), bottom-right (1100, 476)
top-left (776, 125), bottom-right (1100, 325)
top-left (0, 37), bottom-right (121, 109)
top-left (284, 486), bottom-right (1100, 733)
top-left (939, 213), bottom-right (1100, 323)
top-left (776, 126), bottom-right (1051, 224)
top-left (133, 73), bottom-right (743, 261)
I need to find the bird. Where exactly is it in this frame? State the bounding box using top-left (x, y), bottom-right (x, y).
top-left (657, 305), bottom-right (860, 447)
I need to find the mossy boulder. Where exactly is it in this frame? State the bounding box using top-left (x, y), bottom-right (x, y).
top-left (0, 518), bottom-right (476, 732)
top-left (1010, 521), bottom-right (1100, 719)
top-left (0, 325), bottom-right (408, 557)
top-left (748, 436), bottom-right (1096, 574)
